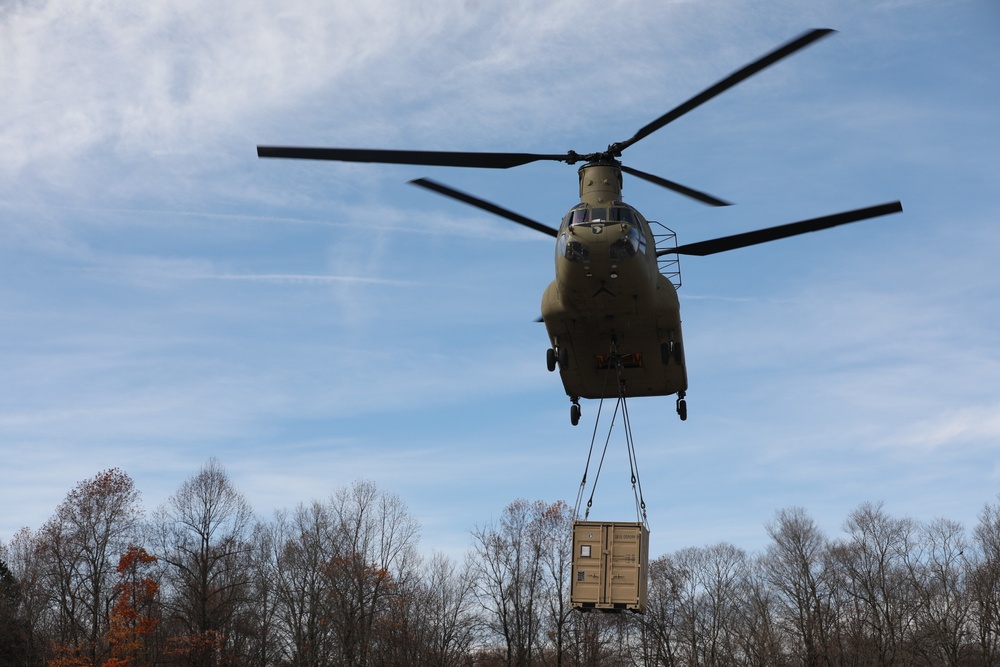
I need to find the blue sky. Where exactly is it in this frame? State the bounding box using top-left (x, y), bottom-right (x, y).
top-left (2, 0), bottom-right (998, 560)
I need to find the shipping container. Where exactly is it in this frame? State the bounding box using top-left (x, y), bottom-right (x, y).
top-left (570, 520), bottom-right (649, 613)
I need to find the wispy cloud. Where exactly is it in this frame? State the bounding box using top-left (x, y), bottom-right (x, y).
top-left (893, 402), bottom-right (1000, 450)
top-left (2, 0), bottom-right (998, 559)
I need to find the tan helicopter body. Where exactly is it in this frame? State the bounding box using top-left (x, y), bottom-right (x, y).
top-left (257, 28), bottom-right (903, 426)
top-left (542, 163), bottom-right (687, 422)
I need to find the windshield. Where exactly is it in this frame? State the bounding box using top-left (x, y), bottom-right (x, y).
top-left (561, 204), bottom-right (641, 229)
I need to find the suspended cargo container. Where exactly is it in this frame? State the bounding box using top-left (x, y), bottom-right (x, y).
top-left (571, 520), bottom-right (649, 613)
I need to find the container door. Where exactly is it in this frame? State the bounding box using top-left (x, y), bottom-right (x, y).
top-left (607, 524), bottom-right (643, 606)
top-left (571, 523), bottom-right (605, 606)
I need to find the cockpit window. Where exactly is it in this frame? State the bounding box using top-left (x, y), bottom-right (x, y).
top-left (561, 206), bottom-right (587, 230)
top-left (591, 208), bottom-right (610, 222)
top-left (562, 204), bottom-right (644, 228)
top-left (609, 207), bottom-right (635, 224)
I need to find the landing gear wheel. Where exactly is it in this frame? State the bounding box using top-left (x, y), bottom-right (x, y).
top-left (570, 402), bottom-right (581, 426)
top-left (546, 348), bottom-right (557, 372)
top-left (676, 397), bottom-right (687, 421)
top-left (559, 346), bottom-right (569, 368)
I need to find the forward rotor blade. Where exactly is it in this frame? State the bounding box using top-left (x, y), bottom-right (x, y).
top-left (621, 165), bottom-right (731, 206)
top-left (410, 178), bottom-right (559, 237)
top-left (257, 146), bottom-right (569, 169)
top-left (613, 28), bottom-right (835, 155)
top-left (660, 201), bottom-right (903, 257)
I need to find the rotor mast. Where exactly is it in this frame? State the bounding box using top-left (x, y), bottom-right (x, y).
top-left (578, 161), bottom-right (624, 206)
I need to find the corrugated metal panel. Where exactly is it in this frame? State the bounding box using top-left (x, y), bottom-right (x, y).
top-left (570, 520), bottom-right (649, 613)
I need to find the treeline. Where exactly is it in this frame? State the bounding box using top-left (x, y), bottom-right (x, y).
top-left (3, 461), bottom-right (1000, 666)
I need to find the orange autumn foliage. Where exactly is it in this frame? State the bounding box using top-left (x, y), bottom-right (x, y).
top-left (102, 546), bottom-right (158, 667)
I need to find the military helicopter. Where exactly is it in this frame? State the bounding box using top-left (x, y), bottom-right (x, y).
top-left (258, 28), bottom-right (902, 426)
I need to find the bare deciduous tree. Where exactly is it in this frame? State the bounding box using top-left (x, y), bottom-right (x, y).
top-left (535, 500), bottom-right (573, 667)
top-left (735, 556), bottom-right (786, 667)
top-left (971, 497), bottom-right (1000, 664)
top-left (763, 507), bottom-right (833, 667)
top-left (151, 458), bottom-right (254, 667)
top-left (38, 468), bottom-right (142, 665)
top-left (830, 501), bottom-right (916, 666)
top-left (419, 551), bottom-right (477, 667)
top-left (905, 516), bottom-right (972, 666)
top-left (641, 554), bottom-right (683, 667)
top-left (471, 499), bottom-right (552, 667)
top-left (268, 501), bottom-right (339, 667)
top-left (16, 467), bottom-right (1000, 666)
top-left (1, 528), bottom-right (46, 666)
top-left (324, 480), bottom-right (420, 667)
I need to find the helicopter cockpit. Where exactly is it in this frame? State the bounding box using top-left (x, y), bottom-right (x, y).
top-left (557, 203), bottom-right (648, 265)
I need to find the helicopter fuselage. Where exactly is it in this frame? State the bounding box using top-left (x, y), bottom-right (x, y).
top-left (541, 163), bottom-right (687, 405)
top-left (257, 28), bottom-right (906, 426)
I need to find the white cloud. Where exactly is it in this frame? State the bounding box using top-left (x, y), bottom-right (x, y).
top-left (2, 0), bottom-right (998, 559)
top-left (0, 0), bottom-right (444, 175)
top-left (894, 402), bottom-right (1000, 450)
top-left (1, 0), bottom-right (852, 184)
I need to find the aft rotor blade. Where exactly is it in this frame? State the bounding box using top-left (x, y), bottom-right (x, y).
top-left (661, 201), bottom-right (903, 257)
top-left (621, 165), bottom-right (731, 206)
top-left (410, 178), bottom-right (559, 237)
top-left (257, 146), bottom-right (570, 169)
top-left (613, 29), bottom-right (835, 155)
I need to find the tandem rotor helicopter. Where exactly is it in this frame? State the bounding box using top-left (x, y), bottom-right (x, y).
top-left (258, 29), bottom-right (902, 426)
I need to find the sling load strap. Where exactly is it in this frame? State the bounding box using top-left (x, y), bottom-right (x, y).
top-left (573, 346), bottom-right (616, 521)
top-left (581, 398), bottom-right (621, 518)
top-left (573, 341), bottom-right (649, 529)
top-left (620, 392), bottom-right (648, 525)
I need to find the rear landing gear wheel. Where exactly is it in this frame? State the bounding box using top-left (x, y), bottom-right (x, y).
top-left (570, 402), bottom-right (581, 426)
top-left (676, 394), bottom-right (687, 421)
top-left (546, 348), bottom-right (557, 372)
